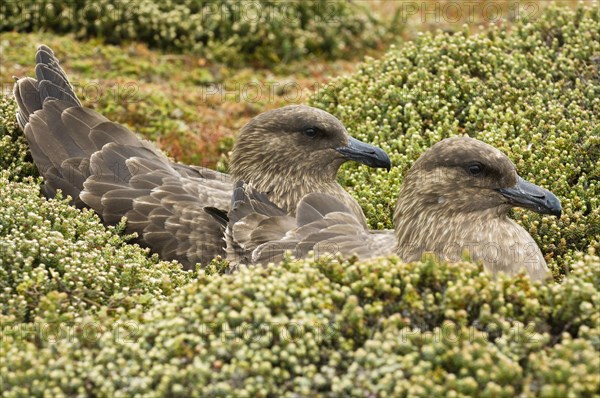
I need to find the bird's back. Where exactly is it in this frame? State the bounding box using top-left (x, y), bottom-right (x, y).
top-left (223, 184), bottom-right (395, 266)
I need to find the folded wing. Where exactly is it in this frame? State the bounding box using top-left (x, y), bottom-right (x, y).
top-left (224, 184), bottom-right (396, 265)
top-left (14, 45), bottom-right (231, 269)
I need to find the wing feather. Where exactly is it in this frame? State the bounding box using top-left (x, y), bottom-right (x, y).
top-left (14, 45), bottom-right (234, 269)
top-left (240, 193), bottom-right (396, 265)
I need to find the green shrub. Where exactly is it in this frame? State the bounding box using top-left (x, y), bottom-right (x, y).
top-left (0, 96), bottom-right (37, 180)
top-left (0, 171), bottom-right (193, 324)
top-left (311, 5), bottom-right (600, 276)
top-left (0, 0), bottom-right (388, 66)
top-left (1, 254), bottom-right (598, 396)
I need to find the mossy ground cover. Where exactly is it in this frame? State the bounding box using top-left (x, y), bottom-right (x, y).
top-left (0, 3), bottom-right (599, 397)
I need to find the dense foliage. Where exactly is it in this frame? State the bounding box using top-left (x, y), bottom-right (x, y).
top-left (0, 96), bottom-right (36, 180)
top-left (0, 4), bottom-right (598, 397)
top-left (0, 0), bottom-right (388, 66)
top-left (1, 243), bottom-right (598, 396)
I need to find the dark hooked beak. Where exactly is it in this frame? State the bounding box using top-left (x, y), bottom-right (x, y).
top-left (496, 176), bottom-right (562, 218)
top-left (336, 136), bottom-right (391, 171)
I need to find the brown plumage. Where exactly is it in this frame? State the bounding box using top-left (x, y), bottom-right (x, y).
top-left (225, 137), bottom-right (562, 281)
top-left (13, 45), bottom-right (391, 269)
top-left (230, 105), bottom-right (389, 227)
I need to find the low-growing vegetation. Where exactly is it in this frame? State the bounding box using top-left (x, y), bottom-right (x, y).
top-left (1, 251), bottom-right (598, 397)
top-left (0, 172), bottom-right (193, 324)
top-left (0, 3), bottom-right (598, 397)
top-left (0, 0), bottom-right (390, 67)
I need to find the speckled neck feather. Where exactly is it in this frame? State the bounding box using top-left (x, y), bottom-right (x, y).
top-left (393, 169), bottom-right (548, 281)
top-left (230, 125), bottom-right (367, 226)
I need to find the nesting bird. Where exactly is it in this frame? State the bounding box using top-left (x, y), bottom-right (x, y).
top-left (225, 137), bottom-right (562, 281)
top-left (13, 45), bottom-right (391, 269)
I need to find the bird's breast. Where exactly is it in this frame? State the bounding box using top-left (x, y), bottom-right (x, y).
top-left (395, 211), bottom-right (548, 280)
